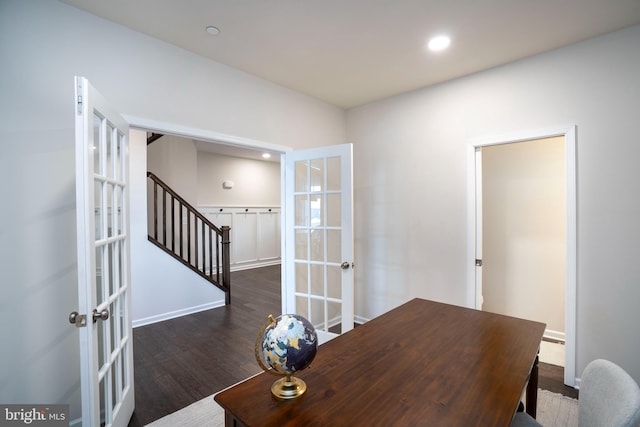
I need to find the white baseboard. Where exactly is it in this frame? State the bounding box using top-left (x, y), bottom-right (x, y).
top-left (230, 259), bottom-right (280, 272)
top-left (133, 300), bottom-right (226, 328)
top-left (133, 262), bottom-right (280, 328)
top-left (354, 315), bottom-right (370, 325)
top-left (544, 329), bottom-right (566, 343)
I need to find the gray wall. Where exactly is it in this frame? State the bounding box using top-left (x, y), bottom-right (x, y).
top-left (0, 0), bottom-right (344, 421)
top-left (348, 24), bottom-right (640, 383)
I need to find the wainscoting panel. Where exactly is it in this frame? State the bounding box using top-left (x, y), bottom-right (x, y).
top-left (200, 206), bottom-right (281, 270)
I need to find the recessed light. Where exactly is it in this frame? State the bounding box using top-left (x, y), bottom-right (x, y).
top-left (262, 153), bottom-right (271, 159)
top-left (428, 35), bottom-right (451, 52)
top-left (206, 26), bottom-right (220, 36)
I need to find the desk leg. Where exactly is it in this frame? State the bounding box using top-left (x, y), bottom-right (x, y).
top-left (225, 410), bottom-right (248, 427)
top-left (526, 355), bottom-right (539, 418)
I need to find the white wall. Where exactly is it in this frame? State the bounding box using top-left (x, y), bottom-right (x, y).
top-left (347, 24), bottom-right (640, 383)
top-left (130, 130), bottom-right (225, 327)
top-left (143, 135), bottom-right (281, 319)
top-left (482, 137), bottom-right (566, 336)
top-left (197, 152), bottom-right (281, 207)
top-left (147, 135), bottom-right (281, 208)
top-left (147, 135), bottom-right (199, 205)
top-left (4, 0), bottom-right (640, 419)
top-left (0, 0), bottom-right (344, 421)
top-left (148, 137), bottom-right (282, 272)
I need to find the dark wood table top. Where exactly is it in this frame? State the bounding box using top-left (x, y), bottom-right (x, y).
top-left (215, 298), bottom-right (546, 426)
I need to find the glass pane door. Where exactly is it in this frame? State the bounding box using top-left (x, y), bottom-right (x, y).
top-left (284, 144), bottom-right (353, 343)
top-left (75, 76), bottom-right (134, 427)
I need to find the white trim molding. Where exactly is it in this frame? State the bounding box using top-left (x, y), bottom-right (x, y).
top-left (467, 124), bottom-right (577, 388)
top-left (133, 300), bottom-right (226, 328)
top-left (124, 114), bottom-right (293, 154)
top-left (544, 329), bottom-right (566, 343)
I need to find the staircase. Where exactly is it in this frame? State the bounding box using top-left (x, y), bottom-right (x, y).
top-left (147, 171), bottom-right (231, 304)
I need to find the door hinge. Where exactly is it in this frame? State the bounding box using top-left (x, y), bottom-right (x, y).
top-left (76, 78), bottom-right (84, 115)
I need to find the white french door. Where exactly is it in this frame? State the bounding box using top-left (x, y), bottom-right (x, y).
top-left (282, 144), bottom-right (354, 344)
top-left (73, 77), bottom-right (134, 426)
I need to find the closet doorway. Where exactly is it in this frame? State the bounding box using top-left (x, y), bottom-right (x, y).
top-left (469, 126), bottom-right (576, 387)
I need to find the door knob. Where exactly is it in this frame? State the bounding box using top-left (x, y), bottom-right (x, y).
top-left (341, 262), bottom-right (354, 270)
top-left (69, 311), bottom-right (87, 328)
top-left (92, 308), bottom-right (109, 323)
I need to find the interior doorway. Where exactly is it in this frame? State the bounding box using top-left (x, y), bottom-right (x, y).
top-left (125, 121), bottom-right (290, 425)
top-left (126, 118), bottom-right (291, 327)
top-left (482, 137), bottom-right (566, 365)
top-left (468, 125), bottom-right (576, 387)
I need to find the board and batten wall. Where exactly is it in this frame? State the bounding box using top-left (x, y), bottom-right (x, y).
top-left (197, 147), bottom-right (282, 268)
top-left (481, 137), bottom-right (566, 339)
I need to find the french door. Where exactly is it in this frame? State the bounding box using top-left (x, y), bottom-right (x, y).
top-left (73, 77), bottom-right (134, 426)
top-left (282, 144), bottom-right (354, 344)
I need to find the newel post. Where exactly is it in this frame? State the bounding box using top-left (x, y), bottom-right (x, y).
top-left (221, 226), bottom-right (231, 305)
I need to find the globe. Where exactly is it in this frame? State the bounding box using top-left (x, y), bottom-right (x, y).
top-left (255, 314), bottom-right (318, 399)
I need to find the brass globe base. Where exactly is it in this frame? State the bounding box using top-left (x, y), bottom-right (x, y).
top-left (271, 375), bottom-right (307, 400)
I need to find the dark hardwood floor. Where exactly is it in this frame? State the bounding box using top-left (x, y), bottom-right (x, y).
top-left (128, 264), bottom-right (576, 426)
top-left (539, 360), bottom-right (579, 399)
top-left (128, 265), bottom-right (281, 426)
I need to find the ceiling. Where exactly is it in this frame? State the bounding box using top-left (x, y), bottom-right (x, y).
top-left (194, 139), bottom-right (280, 163)
top-left (60, 0), bottom-right (640, 109)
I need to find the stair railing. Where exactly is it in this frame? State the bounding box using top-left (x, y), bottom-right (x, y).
top-left (147, 172), bottom-right (231, 304)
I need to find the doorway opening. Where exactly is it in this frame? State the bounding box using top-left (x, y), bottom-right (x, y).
top-left (127, 117), bottom-right (290, 325)
top-left (468, 125), bottom-right (577, 387)
top-left (146, 133), bottom-right (283, 273)
top-left (126, 119), bottom-right (289, 425)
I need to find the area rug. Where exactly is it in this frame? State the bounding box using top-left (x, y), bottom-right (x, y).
top-left (144, 393), bottom-right (225, 427)
top-left (145, 388), bottom-right (578, 426)
top-left (535, 389), bottom-right (579, 427)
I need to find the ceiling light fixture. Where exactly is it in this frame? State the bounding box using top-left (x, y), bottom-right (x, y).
top-left (428, 35), bottom-right (451, 52)
top-left (205, 26), bottom-right (220, 36)
top-left (262, 153), bottom-right (271, 159)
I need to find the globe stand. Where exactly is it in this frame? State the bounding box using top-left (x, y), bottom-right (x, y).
top-left (255, 314), bottom-right (317, 401)
top-left (271, 374), bottom-right (307, 400)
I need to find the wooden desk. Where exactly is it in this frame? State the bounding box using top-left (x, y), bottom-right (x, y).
top-left (215, 298), bottom-right (545, 426)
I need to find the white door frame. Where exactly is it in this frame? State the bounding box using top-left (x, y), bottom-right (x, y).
top-left (124, 116), bottom-right (354, 344)
top-left (124, 116), bottom-right (292, 156)
top-left (467, 125), bottom-right (577, 387)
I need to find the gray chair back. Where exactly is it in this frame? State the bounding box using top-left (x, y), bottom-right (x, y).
top-left (578, 359), bottom-right (640, 427)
